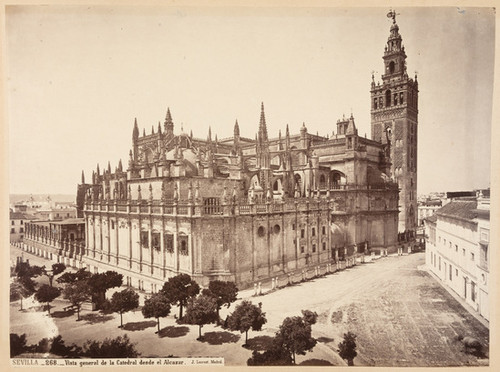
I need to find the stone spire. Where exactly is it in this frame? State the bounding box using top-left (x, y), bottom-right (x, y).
top-left (259, 102), bottom-right (268, 142)
top-left (232, 182), bottom-right (237, 202)
top-left (164, 107), bottom-right (174, 135)
top-left (81, 170), bottom-right (85, 184)
top-left (222, 183), bottom-right (228, 204)
top-left (128, 149), bottom-right (134, 168)
top-left (133, 118), bottom-right (139, 142)
top-left (173, 182), bottom-right (179, 201)
top-left (207, 126), bottom-right (212, 143)
top-left (157, 121), bottom-right (162, 134)
top-left (234, 119), bottom-right (240, 137)
top-left (161, 182), bottom-right (166, 202)
top-left (285, 124), bottom-right (291, 149)
top-left (118, 159), bottom-right (123, 172)
top-left (187, 182), bottom-right (193, 202)
top-left (195, 181), bottom-right (201, 204)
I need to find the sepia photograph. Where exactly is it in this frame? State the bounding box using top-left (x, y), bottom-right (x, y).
top-left (3, 2), bottom-right (497, 369)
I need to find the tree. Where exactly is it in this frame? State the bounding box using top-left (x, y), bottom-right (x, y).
top-left (82, 335), bottom-right (140, 358)
top-left (227, 300), bottom-right (267, 345)
top-left (110, 288), bottom-right (139, 328)
top-left (247, 347), bottom-right (293, 366)
top-left (10, 278), bottom-right (35, 311)
top-left (274, 311), bottom-right (317, 364)
top-left (15, 261), bottom-right (44, 281)
top-left (34, 284), bottom-right (61, 315)
top-left (301, 309), bottom-right (318, 326)
top-left (183, 294), bottom-right (218, 340)
top-left (202, 280), bottom-right (238, 323)
top-left (10, 333), bottom-right (28, 357)
top-left (142, 292), bottom-right (171, 334)
top-left (88, 271), bottom-right (123, 310)
top-left (15, 261), bottom-right (43, 294)
top-left (42, 263), bottom-right (66, 287)
top-left (161, 274), bottom-right (200, 320)
top-left (57, 268), bottom-right (92, 285)
top-left (63, 281), bottom-right (91, 321)
top-left (338, 332), bottom-right (357, 366)
top-left (50, 335), bottom-right (82, 357)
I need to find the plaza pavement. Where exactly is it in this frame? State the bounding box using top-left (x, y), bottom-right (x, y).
top-left (10, 245), bottom-right (489, 366)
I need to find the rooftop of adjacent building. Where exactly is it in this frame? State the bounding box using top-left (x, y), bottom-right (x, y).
top-left (9, 211), bottom-right (37, 220)
top-left (27, 218), bottom-right (85, 227)
top-left (436, 199), bottom-right (478, 221)
top-left (431, 191), bottom-right (490, 223)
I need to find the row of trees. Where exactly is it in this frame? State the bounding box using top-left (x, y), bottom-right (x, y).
top-left (139, 274), bottom-right (239, 336)
top-left (11, 260), bottom-right (124, 320)
top-left (247, 310), bottom-right (357, 366)
top-left (10, 333), bottom-right (139, 358)
top-left (11, 263), bottom-right (357, 365)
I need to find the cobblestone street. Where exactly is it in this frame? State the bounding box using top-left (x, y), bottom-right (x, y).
top-left (10, 247), bottom-right (489, 366)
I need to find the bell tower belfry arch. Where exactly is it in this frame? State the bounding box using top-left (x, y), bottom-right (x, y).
top-left (371, 10), bottom-right (418, 234)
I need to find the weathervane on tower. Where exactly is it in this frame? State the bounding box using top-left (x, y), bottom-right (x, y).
top-left (387, 9), bottom-right (398, 23)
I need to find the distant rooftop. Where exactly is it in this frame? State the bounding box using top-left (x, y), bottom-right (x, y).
top-left (9, 211), bottom-right (36, 220)
top-left (50, 218), bottom-right (85, 225)
top-left (446, 191), bottom-right (476, 199)
top-left (424, 214), bottom-right (437, 224)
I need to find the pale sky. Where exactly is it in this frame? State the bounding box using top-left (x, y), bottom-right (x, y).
top-left (5, 6), bottom-right (495, 195)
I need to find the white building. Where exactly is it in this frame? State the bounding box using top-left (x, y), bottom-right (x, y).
top-left (417, 200), bottom-right (442, 226)
top-left (9, 211), bottom-right (35, 243)
top-left (424, 192), bottom-right (490, 322)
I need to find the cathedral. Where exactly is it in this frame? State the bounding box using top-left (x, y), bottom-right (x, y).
top-left (26, 12), bottom-right (418, 289)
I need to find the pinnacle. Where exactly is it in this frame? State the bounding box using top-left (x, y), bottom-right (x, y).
top-left (234, 119), bottom-right (240, 136)
top-left (259, 102), bottom-right (268, 141)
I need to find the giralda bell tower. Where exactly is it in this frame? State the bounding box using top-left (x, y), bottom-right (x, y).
top-left (371, 10), bottom-right (418, 234)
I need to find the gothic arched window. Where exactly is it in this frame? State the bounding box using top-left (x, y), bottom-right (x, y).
top-left (385, 90), bottom-right (392, 107)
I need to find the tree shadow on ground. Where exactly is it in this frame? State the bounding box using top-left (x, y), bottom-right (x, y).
top-left (51, 310), bottom-right (75, 319)
top-left (158, 326), bottom-right (190, 338)
top-left (245, 335), bottom-right (275, 351)
top-left (199, 331), bottom-right (240, 345)
top-left (317, 336), bottom-right (335, 343)
top-left (122, 320), bottom-right (157, 331)
top-left (80, 313), bottom-right (114, 325)
top-left (299, 358), bottom-right (334, 366)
